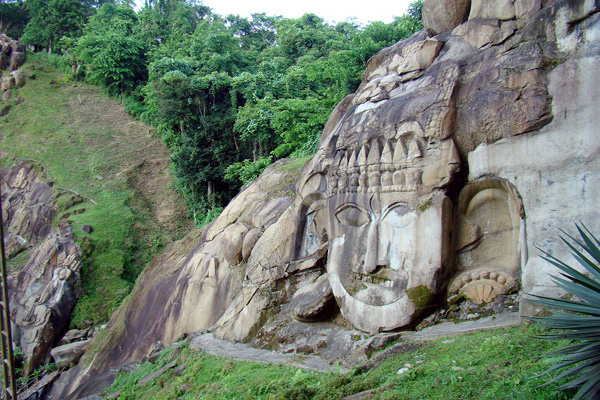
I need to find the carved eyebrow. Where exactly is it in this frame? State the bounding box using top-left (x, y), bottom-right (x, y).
top-left (334, 202), bottom-right (369, 216)
top-left (334, 203), bottom-right (372, 227)
top-left (381, 202), bottom-right (413, 220)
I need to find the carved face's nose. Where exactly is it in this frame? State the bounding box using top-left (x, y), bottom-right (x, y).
top-left (358, 220), bottom-right (379, 274)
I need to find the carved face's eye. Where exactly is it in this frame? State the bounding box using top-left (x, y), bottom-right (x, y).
top-left (335, 204), bottom-right (370, 227)
top-left (383, 203), bottom-right (417, 229)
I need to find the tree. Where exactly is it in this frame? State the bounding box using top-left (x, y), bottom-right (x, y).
top-left (76, 3), bottom-right (147, 94)
top-left (0, 1), bottom-right (29, 38)
top-left (137, 0), bottom-right (209, 50)
top-left (22, 0), bottom-right (89, 52)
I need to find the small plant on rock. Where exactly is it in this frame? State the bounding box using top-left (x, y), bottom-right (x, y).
top-left (528, 224), bottom-right (600, 400)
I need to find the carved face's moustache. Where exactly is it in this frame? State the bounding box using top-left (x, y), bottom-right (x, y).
top-left (350, 266), bottom-right (404, 289)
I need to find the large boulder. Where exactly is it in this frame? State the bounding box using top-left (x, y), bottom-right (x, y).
top-left (423, 0), bottom-right (471, 35)
top-left (51, 339), bottom-right (90, 369)
top-left (9, 51), bottom-right (25, 72)
top-left (0, 35), bottom-right (26, 71)
top-left (1, 74), bottom-right (15, 91)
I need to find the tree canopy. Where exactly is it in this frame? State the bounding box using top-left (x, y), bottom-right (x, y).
top-left (9, 0), bottom-right (424, 224)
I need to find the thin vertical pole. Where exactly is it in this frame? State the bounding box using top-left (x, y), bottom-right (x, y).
top-left (0, 184), bottom-right (17, 399)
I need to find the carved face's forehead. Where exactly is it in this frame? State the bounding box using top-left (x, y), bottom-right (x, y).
top-left (331, 61), bottom-right (460, 149)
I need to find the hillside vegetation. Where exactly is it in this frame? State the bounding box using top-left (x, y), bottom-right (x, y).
top-left (106, 325), bottom-right (571, 400)
top-left (1, 54), bottom-right (190, 327)
top-left (2, 0), bottom-right (424, 224)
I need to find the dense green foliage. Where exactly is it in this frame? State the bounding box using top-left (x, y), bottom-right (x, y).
top-left (529, 224), bottom-right (600, 400)
top-left (22, 0), bottom-right (90, 52)
top-left (0, 1), bottom-right (28, 38)
top-left (6, 0), bottom-right (423, 224)
top-left (75, 4), bottom-right (148, 94)
top-left (106, 325), bottom-right (570, 399)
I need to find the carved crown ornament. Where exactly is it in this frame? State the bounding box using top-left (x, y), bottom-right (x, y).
top-left (324, 122), bottom-right (458, 196)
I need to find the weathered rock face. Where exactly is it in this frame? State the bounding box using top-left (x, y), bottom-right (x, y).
top-left (0, 34), bottom-right (27, 117)
top-left (56, 0), bottom-right (600, 396)
top-left (0, 34), bottom-right (25, 72)
top-left (65, 161), bottom-right (298, 376)
top-left (423, 0), bottom-right (471, 35)
top-left (1, 162), bottom-right (57, 259)
top-left (1, 163), bottom-right (85, 376)
top-left (448, 178), bottom-right (523, 304)
top-left (51, 339), bottom-right (90, 369)
top-left (8, 219), bottom-right (82, 376)
top-left (287, 34), bottom-right (463, 333)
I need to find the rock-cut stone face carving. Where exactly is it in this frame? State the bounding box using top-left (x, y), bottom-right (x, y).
top-left (324, 132), bottom-right (458, 333)
top-left (293, 49), bottom-right (464, 333)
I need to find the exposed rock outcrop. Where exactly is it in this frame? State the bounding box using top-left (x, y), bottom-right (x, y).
top-left (51, 0), bottom-right (600, 397)
top-left (0, 34), bottom-right (27, 117)
top-left (8, 219), bottom-right (82, 376)
top-left (1, 163), bottom-right (84, 376)
top-left (423, 0), bottom-right (470, 35)
top-left (58, 161), bottom-right (299, 381)
top-left (0, 162), bottom-right (56, 259)
top-left (51, 339), bottom-right (90, 369)
top-left (0, 34), bottom-right (26, 72)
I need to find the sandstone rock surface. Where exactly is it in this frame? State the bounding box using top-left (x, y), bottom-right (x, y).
top-left (0, 163), bottom-right (86, 376)
top-left (51, 339), bottom-right (90, 369)
top-left (423, 0), bottom-right (470, 35)
top-left (56, 161), bottom-right (299, 384)
top-left (9, 219), bottom-right (82, 375)
top-left (0, 34), bottom-right (25, 71)
top-left (1, 162), bottom-right (57, 259)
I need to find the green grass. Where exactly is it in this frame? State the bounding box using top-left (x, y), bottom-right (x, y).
top-left (105, 324), bottom-right (573, 400)
top-left (1, 53), bottom-right (187, 327)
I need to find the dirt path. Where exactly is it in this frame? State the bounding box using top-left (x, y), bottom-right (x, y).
top-left (189, 333), bottom-right (351, 374)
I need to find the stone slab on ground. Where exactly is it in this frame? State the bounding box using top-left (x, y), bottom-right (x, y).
top-left (402, 312), bottom-right (521, 342)
top-left (189, 333), bottom-right (349, 373)
top-left (17, 370), bottom-right (59, 400)
top-left (137, 360), bottom-right (177, 386)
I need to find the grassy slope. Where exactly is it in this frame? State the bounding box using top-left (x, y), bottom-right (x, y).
top-left (0, 54), bottom-right (190, 327)
top-left (107, 324), bottom-right (571, 400)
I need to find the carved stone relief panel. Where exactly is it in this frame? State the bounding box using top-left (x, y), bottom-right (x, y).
top-left (448, 178), bottom-right (523, 304)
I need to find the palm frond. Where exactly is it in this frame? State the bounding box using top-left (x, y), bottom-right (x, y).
top-left (527, 223), bottom-right (600, 400)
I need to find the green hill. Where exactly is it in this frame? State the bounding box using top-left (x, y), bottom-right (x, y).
top-left (1, 53), bottom-right (191, 327)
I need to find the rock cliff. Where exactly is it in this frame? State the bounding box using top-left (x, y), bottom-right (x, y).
top-left (51, 0), bottom-right (600, 397)
top-left (0, 34), bottom-right (27, 116)
top-left (1, 163), bottom-right (56, 259)
top-left (1, 163), bottom-right (84, 376)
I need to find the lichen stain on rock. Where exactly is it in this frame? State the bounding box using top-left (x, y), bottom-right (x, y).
top-left (406, 285), bottom-right (433, 310)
